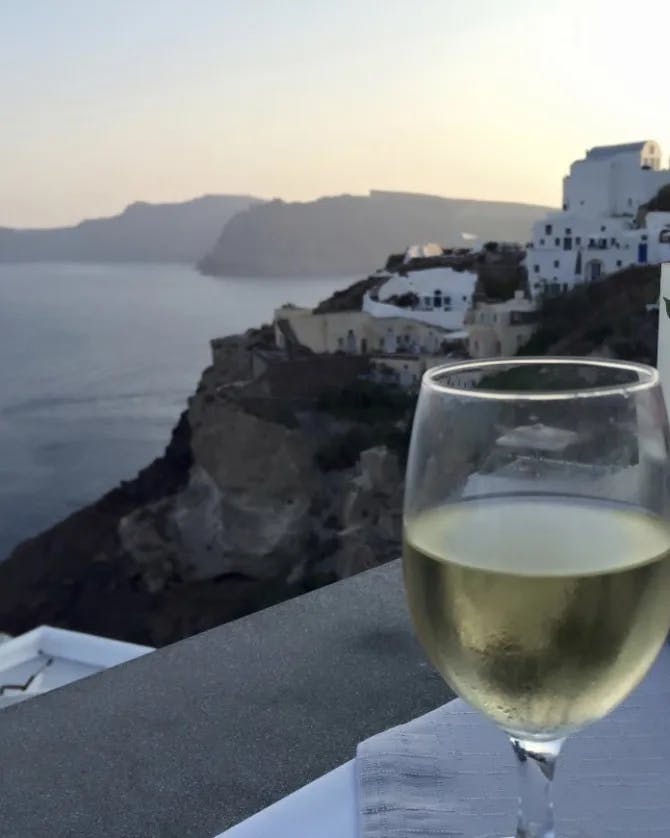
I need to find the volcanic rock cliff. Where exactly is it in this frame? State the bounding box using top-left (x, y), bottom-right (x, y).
top-left (0, 266), bottom-right (659, 645)
top-left (0, 329), bottom-right (408, 645)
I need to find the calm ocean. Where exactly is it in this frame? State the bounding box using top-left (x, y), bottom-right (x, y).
top-left (0, 263), bottom-right (353, 559)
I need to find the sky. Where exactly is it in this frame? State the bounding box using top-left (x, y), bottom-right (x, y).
top-left (2, 0), bottom-right (670, 228)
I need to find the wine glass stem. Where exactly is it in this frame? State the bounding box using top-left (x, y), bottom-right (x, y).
top-left (511, 736), bottom-right (564, 838)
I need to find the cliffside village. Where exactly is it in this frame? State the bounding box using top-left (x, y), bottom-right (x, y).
top-left (229, 141), bottom-right (670, 394)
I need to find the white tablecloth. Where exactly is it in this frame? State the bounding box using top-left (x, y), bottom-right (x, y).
top-left (220, 762), bottom-right (357, 838)
top-left (220, 646), bottom-right (670, 837)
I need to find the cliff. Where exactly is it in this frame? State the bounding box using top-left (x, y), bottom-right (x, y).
top-left (0, 267), bottom-right (659, 645)
top-left (198, 191), bottom-right (551, 278)
top-left (0, 331), bottom-right (409, 645)
top-left (0, 195), bottom-right (260, 264)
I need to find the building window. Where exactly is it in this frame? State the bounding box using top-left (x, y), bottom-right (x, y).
top-left (423, 296), bottom-right (431, 306)
top-left (575, 236), bottom-right (581, 245)
top-left (563, 237), bottom-right (572, 251)
top-left (565, 227), bottom-right (572, 235)
top-left (462, 295), bottom-right (467, 301)
top-left (563, 283), bottom-right (569, 293)
top-left (616, 260), bottom-right (622, 267)
top-left (601, 225), bottom-right (606, 232)
top-left (642, 234), bottom-right (648, 241)
top-left (492, 314), bottom-right (497, 323)
top-left (553, 259), bottom-right (560, 268)
top-left (628, 197), bottom-right (633, 207)
top-left (540, 238), bottom-right (545, 245)
top-left (610, 237), bottom-right (616, 245)
top-left (534, 265), bottom-right (539, 273)
top-left (554, 238), bottom-right (560, 247)
top-left (545, 224), bottom-right (552, 235)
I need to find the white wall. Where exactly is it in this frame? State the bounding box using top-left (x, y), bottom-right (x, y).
top-left (564, 158), bottom-right (613, 216)
top-left (610, 162), bottom-right (670, 216)
top-left (376, 267), bottom-right (476, 311)
top-left (365, 267), bottom-right (477, 329)
top-left (564, 147), bottom-right (670, 217)
top-left (528, 206), bottom-right (654, 298)
top-left (363, 296), bottom-right (468, 330)
top-left (527, 143), bottom-right (670, 297)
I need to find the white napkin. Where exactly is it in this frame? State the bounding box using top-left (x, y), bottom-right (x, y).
top-left (356, 648), bottom-right (670, 837)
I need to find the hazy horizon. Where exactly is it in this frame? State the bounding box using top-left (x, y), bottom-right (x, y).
top-left (1, 188), bottom-right (555, 232)
top-left (3, 0), bottom-right (670, 228)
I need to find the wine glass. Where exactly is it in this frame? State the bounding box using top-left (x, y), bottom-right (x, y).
top-left (402, 357), bottom-right (670, 838)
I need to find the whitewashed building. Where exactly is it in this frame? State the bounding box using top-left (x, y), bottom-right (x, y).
top-left (273, 306), bottom-right (464, 356)
top-left (466, 291), bottom-right (538, 358)
top-left (528, 141), bottom-right (670, 298)
top-left (362, 266), bottom-right (477, 330)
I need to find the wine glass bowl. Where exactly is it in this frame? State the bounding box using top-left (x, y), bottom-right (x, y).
top-left (402, 358), bottom-right (670, 837)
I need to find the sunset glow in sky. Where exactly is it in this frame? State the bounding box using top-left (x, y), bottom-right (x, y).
top-left (3, 0), bottom-right (670, 227)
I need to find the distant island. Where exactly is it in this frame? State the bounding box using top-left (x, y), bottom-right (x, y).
top-left (198, 191), bottom-right (552, 277)
top-left (0, 195), bottom-right (260, 264)
top-left (1, 189), bottom-right (551, 276)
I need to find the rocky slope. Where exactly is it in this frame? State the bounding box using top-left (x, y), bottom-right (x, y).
top-left (0, 195), bottom-right (260, 264)
top-left (0, 329), bottom-right (408, 645)
top-left (198, 191), bottom-right (550, 277)
top-left (0, 267), bottom-right (659, 646)
top-left (519, 264), bottom-right (660, 361)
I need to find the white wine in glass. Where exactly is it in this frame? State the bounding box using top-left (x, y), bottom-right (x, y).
top-left (403, 358), bottom-right (670, 837)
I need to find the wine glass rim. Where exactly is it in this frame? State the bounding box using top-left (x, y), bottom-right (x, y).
top-left (423, 356), bottom-right (659, 401)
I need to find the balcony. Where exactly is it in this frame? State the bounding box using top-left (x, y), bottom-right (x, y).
top-left (0, 561), bottom-right (448, 837)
